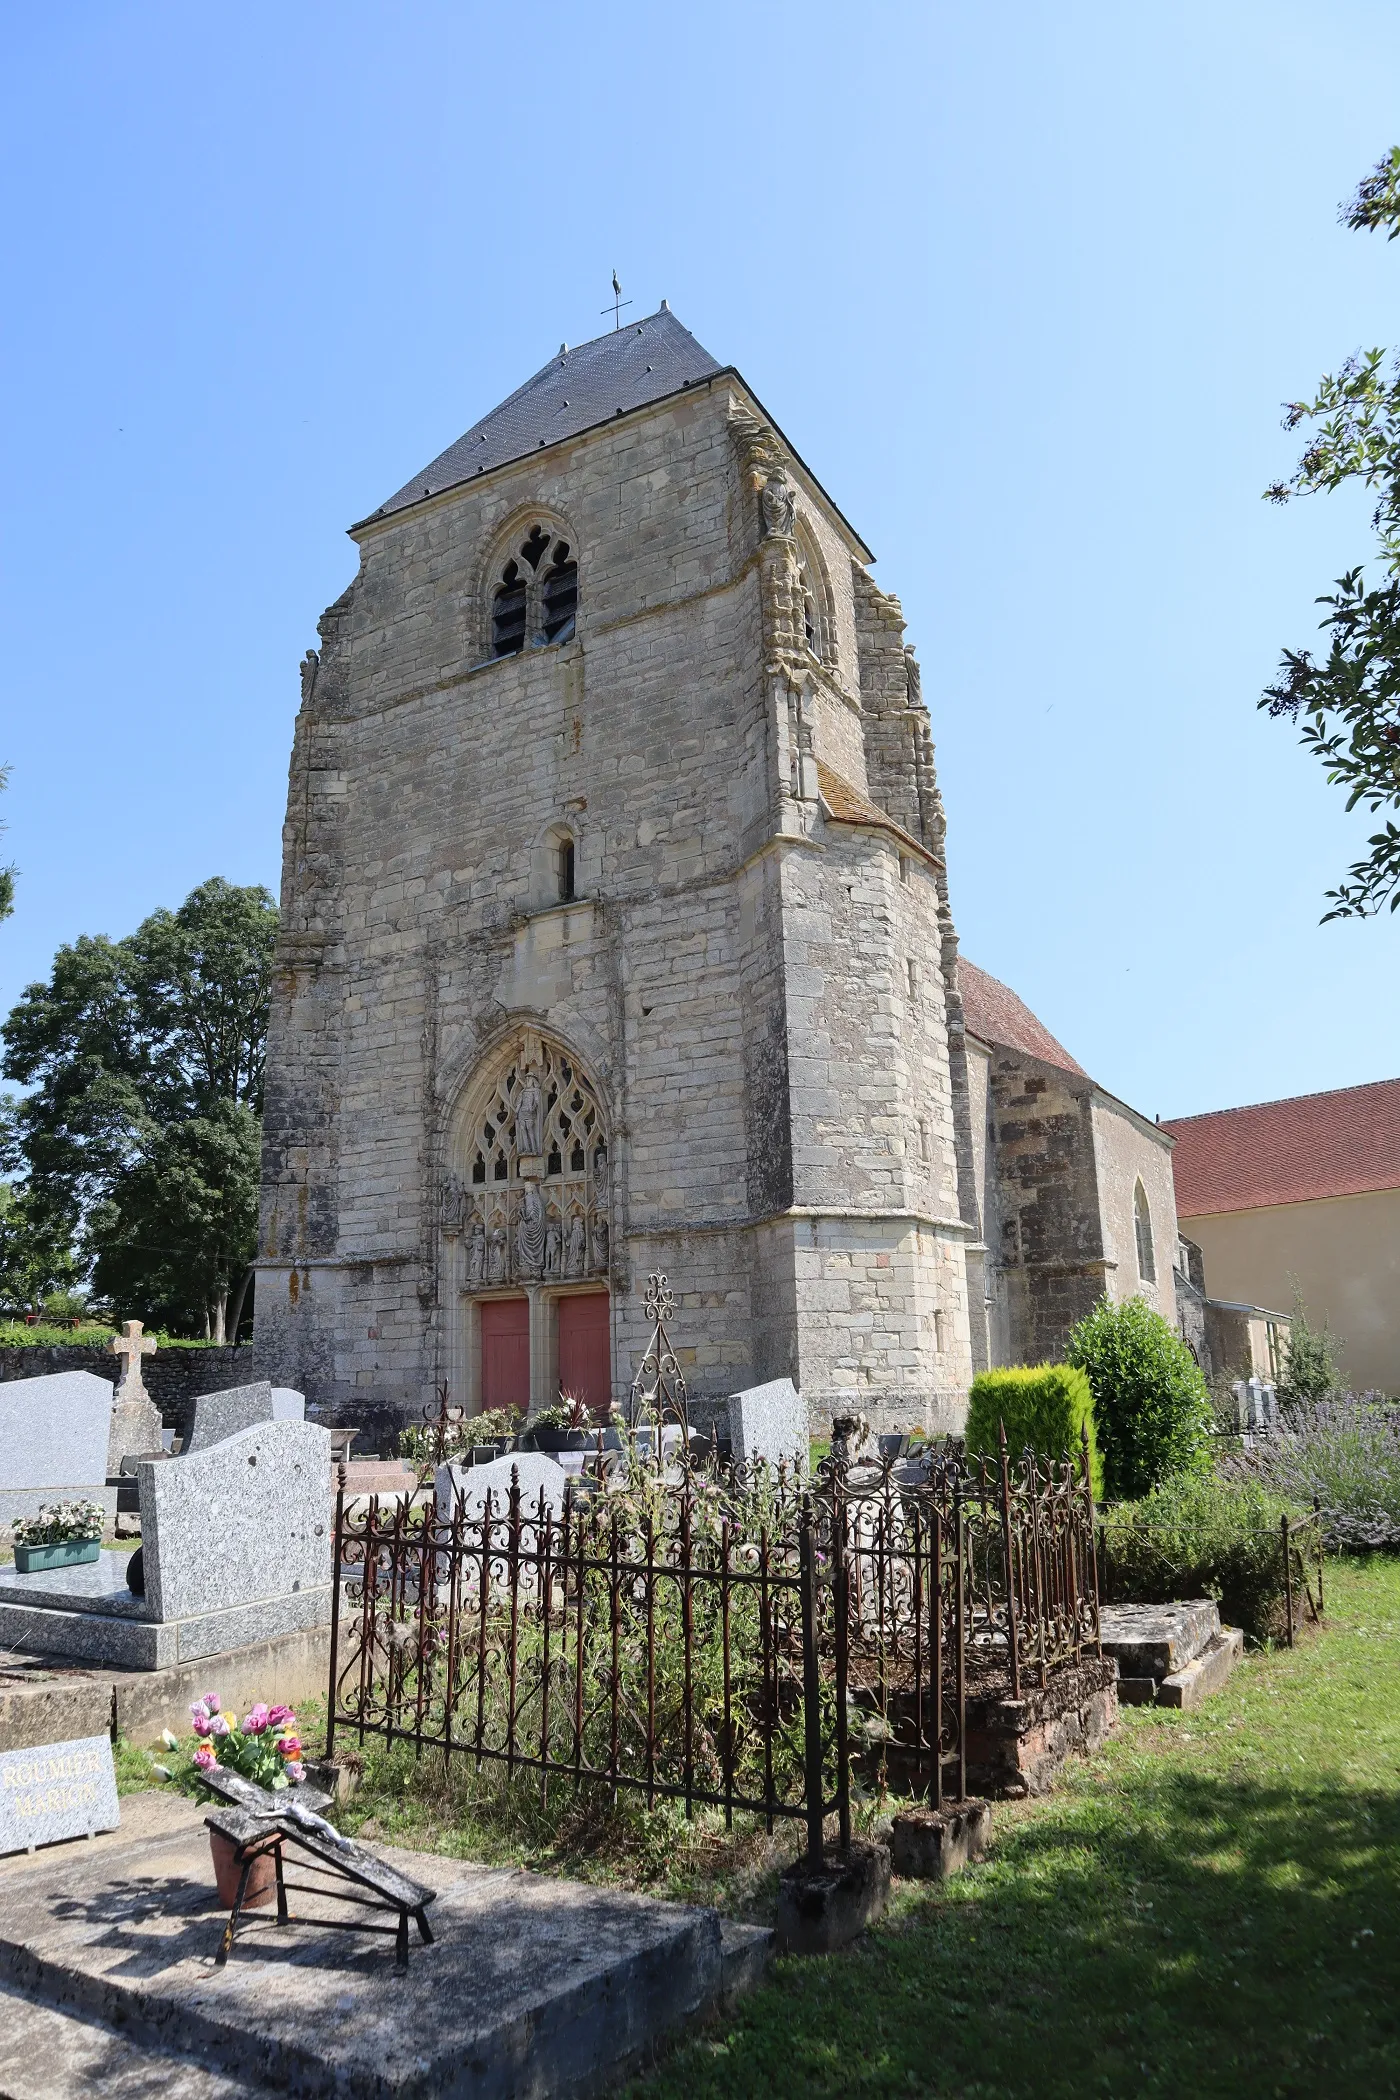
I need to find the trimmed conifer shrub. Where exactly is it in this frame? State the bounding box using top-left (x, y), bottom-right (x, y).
top-left (1066, 1296), bottom-right (1213, 1500)
top-left (965, 1364), bottom-right (1103, 1499)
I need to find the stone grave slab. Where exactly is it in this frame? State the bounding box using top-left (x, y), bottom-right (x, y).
top-left (728, 1376), bottom-right (809, 1473)
top-left (184, 1382), bottom-right (275, 1452)
top-left (0, 1799), bottom-right (769, 2098)
top-left (1098, 1599), bottom-right (1243, 1708)
top-left (0, 1372), bottom-right (114, 1526)
top-left (0, 1421), bottom-right (334, 1670)
top-left (0, 1733), bottom-right (119, 1855)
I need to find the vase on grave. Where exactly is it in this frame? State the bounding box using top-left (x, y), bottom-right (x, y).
top-left (14, 1539), bottom-right (102, 1574)
top-left (208, 1830), bottom-right (278, 1909)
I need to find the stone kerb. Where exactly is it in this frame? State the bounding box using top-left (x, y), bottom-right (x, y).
top-left (184, 1381), bottom-right (276, 1453)
top-left (0, 1371), bottom-right (113, 1525)
top-left (139, 1419), bottom-right (333, 1623)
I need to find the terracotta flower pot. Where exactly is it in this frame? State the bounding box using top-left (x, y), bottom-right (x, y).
top-left (209, 1829), bottom-right (277, 1909)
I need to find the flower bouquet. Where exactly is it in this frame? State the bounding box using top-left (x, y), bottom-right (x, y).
top-left (188, 1693), bottom-right (306, 1790)
top-left (12, 1498), bottom-right (105, 1573)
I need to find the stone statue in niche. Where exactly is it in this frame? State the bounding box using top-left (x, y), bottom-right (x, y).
top-left (903, 644), bottom-right (922, 708)
top-left (514, 1069), bottom-right (543, 1158)
top-left (517, 1186), bottom-right (546, 1276)
top-left (590, 1214), bottom-right (608, 1272)
top-left (442, 1176), bottom-right (468, 1237)
top-left (544, 1218), bottom-right (563, 1280)
top-left (300, 649), bottom-right (320, 705)
top-left (487, 1222), bottom-right (508, 1285)
top-left (565, 1211), bottom-right (586, 1278)
top-left (593, 1149), bottom-right (609, 1201)
top-left (466, 1213), bottom-right (486, 1289)
top-left (761, 472), bottom-right (796, 539)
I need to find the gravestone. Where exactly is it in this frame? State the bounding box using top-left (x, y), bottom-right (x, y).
top-left (0, 1733), bottom-right (120, 1855)
top-left (271, 1387), bottom-right (306, 1422)
top-left (436, 1453), bottom-right (570, 1527)
top-left (0, 1371), bottom-right (113, 1525)
top-left (106, 1320), bottom-right (164, 1475)
top-left (0, 1419), bottom-right (334, 1667)
top-left (185, 1380), bottom-right (275, 1452)
top-left (728, 1378), bottom-right (809, 1474)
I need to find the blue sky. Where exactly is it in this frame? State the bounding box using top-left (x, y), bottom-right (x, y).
top-left (2, 1), bottom-right (1397, 1122)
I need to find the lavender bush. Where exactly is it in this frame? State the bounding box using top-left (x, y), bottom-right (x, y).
top-left (1228, 1394), bottom-right (1400, 1549)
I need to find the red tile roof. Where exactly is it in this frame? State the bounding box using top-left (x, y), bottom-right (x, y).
top-left (1163, 1078), bottom-right (1400, 1216)
top-left (957, 959), bottom-right (1087, 1077)
top-left (815, 761), bottom-right (937, 865)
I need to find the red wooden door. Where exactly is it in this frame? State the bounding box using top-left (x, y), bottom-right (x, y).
top-left (480, 1297), bottom-right (530, 1414)
top-left (556, 1292), bottom-right (612, 1417)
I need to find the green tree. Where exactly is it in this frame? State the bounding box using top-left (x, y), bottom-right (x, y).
top-left (1263, 149), bottom-right (1400, 918)
top-left (1278, 1293), bottom-right (1342, 1407)
top-left (1065, 1296), bottom-right (1213, 1500)
top-left (1, 879), bottom-right (277, 1337)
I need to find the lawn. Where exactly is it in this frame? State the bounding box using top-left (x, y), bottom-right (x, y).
top-left (630, 1555), bottom-right (1400, 2099)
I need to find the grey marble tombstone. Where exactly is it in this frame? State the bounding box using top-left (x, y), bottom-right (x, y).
top-left (0, 1733), bottom-right (120, 1855)
top-left (185, 1380), bottom-right (275, 1452)
top-left (0, 1371), bottom-right (113, 1524)
top-left (727, 1377), bottom-right (809, 1474)
top-left (270, 1387), bottom-right (306, 1422)
top-left (140, 1417), bottom-right (333, 1626)
top-left (436, 1453), bottom-right (570, 1527)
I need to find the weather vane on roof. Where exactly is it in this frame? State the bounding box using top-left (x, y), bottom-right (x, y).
top-left (601, 271), bottom-right (633, 331)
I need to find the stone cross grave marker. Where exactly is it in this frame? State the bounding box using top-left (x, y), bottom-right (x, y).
top-left (107, 1319), bottom-right (164, 1476)
top-left (0, 1733), bottom-right (119, 1856)
top-left (0, 1370), bottom-right (113, 1525)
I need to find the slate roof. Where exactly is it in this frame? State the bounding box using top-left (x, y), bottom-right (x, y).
top-left (1163, 1077), bottom-right (1400, 1217)
top-left (957, 959), bottom-right (1088, 1078)
top-left (369, 308), bottom-right (724, 522)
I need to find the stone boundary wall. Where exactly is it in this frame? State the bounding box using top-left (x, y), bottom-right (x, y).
top-left (0, 1346), bottom-right (258, 1442)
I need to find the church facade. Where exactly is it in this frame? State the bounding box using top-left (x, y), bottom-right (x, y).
top-left (255, 308), bottom-right (1155, 1442)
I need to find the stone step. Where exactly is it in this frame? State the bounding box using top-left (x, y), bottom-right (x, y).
top-left (1157, 1625), bottom-right (1245, 1710)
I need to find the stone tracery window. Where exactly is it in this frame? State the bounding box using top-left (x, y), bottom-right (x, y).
top-left (1133, 1179), bottom-right (1155, 1284)
top-left (443, 1036), bottom-right (609, 1291)
top-left (489, 524), bottom-right (577, 657)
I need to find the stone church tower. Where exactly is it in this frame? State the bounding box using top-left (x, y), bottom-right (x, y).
top-left (256, 309), bottom-right (983, 1441)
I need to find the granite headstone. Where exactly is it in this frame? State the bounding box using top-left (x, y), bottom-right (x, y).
top-left (185, 1381), bottom-right (275, 1452)
top-left (727, 1377), bottom-right (809, 1474)
top-left (436, 1453), bottom-right (570, 1527)
top-left (271, 1387), bottom-right (306, 1422)
top-left (0, 1371), bottom-right (113, 1525)
top-left (139, 1417), bottom-right (333, 1622)
top-left (0, 1733), bottom-right (120, 1854)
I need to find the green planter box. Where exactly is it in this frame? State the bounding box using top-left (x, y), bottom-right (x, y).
top-left (13, 1539), bottom-right (101, 1574)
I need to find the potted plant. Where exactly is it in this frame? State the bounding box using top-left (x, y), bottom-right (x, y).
top-left (12, 1499), bottom-right (105, 1573)
top-left (526, 1390), bottom-right (599, 1453)
top-left (184, 1693), bottom-right (307, 1906)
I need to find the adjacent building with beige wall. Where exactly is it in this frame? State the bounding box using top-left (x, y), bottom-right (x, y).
top-left (1164, 1079), bottom-right (1400, 1397)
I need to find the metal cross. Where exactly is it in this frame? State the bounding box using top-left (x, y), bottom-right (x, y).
top-left (600, 271), bottom-right (633, 331)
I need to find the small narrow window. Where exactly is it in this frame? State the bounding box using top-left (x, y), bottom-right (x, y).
top-left (542, 546), bottom-right (578, 643)
top-left (492, 560), bottom-right (527, 656)
top-left (1133, 1180), bottom-right (1155, 1284)
top-left (557, 837), bottom-right (575, 902)
top-left (899, 854), bottom-right (910, 885)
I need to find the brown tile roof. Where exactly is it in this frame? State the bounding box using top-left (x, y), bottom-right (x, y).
top-left (957, 958), bottom-right (1088, 1077)
top-left (815, 761), bottom-right (937, 864)
top-left (1163, 1077), bottom-right (1400, 1216)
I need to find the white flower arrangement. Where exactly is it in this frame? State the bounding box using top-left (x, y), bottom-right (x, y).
top-left (12, 1499), bottom-right (106, 1547)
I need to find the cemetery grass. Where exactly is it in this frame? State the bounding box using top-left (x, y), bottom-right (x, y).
top-left (630, 1554), bottom-right (1400, 2099)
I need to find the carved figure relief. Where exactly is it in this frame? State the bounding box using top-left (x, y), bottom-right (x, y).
top-left (761, 472), bottom-right (797, 539)
top-left (451, 1034), bottom-right (612, 1293)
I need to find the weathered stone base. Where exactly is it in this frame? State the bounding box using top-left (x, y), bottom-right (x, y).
top-left (0, 1623), bottom-right (334, 1751)
top-left (964, 1657), bottom-right (1119, 1798)
top-left (0, 1555), bottom-right (333, 1670)
top-left (1157, 1626), bottom-right (1245, 1710)
top-left (0, 1794), bottom-right (772, 2099)
top-left (1098, 1602), bottom-right (1244, 1711)
top-left (774, 1840), bottom-right (891, 1953)
top-left (890, 1798), bottom-right (992, 1880)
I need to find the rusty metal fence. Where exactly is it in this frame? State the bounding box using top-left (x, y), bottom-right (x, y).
top-left (325, 1434), bottom-right (1101, 1859)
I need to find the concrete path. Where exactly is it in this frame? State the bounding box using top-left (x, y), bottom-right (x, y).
top-left (0, 1793), bottom-right (770, 2098)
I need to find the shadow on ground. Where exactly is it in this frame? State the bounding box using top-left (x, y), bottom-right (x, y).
top-left (633, 1766), bottom-right (1400, 2098)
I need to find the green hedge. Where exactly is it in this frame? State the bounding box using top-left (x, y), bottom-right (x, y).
top-left (965, 1364), bottom-right (1103, 1499)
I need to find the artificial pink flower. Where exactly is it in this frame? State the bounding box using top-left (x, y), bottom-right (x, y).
top-left (286, 1761), bottom-right (305, 1783)
top-left (193, 1747), bottom-right (216, 1771)
top-left (243, 1703), bottom-right (270, 1734)
top-left (210, 1715), bottom-right (231, 1737)
top-left (202, 1694), bottom-right (221, 1714)
top-left (277, 1735), bottom-right (302, 1758)
top-left (267, 1705), bottom-right (294, 1728)
top-left (191, 1712), bottom-right (212, 1738)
